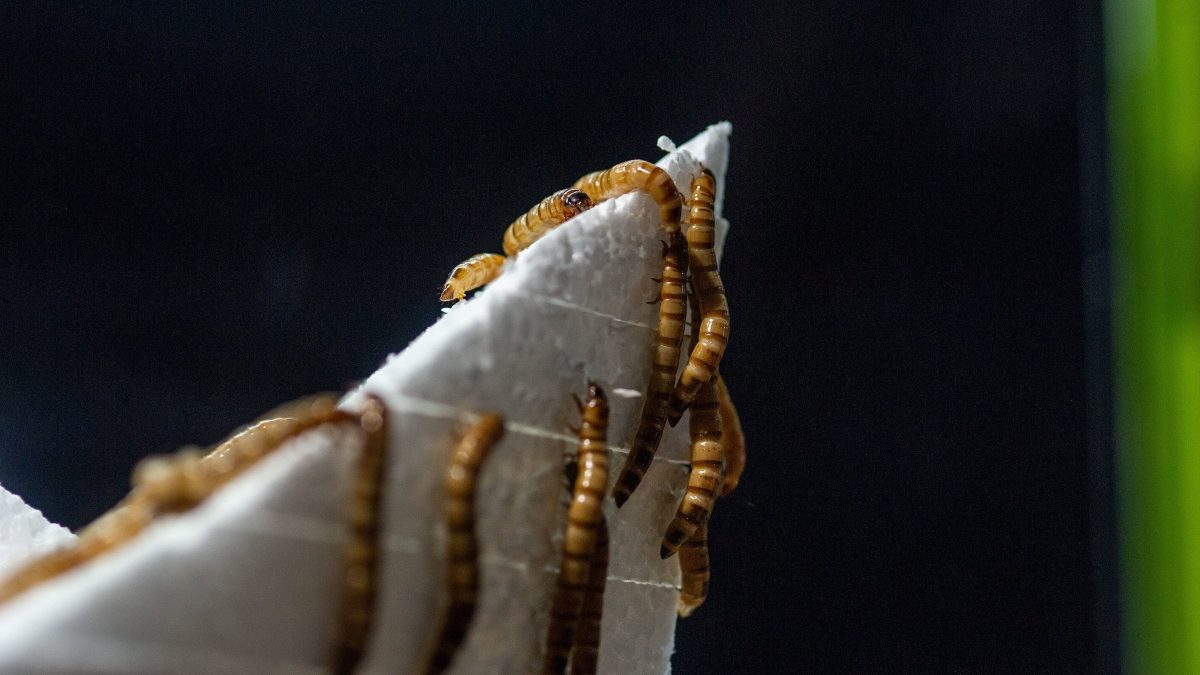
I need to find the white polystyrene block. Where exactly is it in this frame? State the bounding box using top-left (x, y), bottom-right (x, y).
top-left (0, 122), bottom-right (732, 674)
top-left (0, 485), bottom-right (76, 579)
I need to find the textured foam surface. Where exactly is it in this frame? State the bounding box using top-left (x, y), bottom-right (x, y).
top-left (0, 485), bottom-right (76, 579)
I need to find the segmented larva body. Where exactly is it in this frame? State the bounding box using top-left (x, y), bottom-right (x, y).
top-left (677, 521), bottom-right (710, 618)
top-left (678, 377), bottom-right (743, 616)
top-left (667, 168), bottom-right (730, 425)
top-left (0, 395), bottom-right (365, 606)
top-left (569, 517), bottom-right (610, 675)
top-left (424, 413), bottom-right (506, 675)
top-left (502, 188), bottom-right (595, 256)
top-left (543, 383), bottom-right (609, 675)
top-left (331, 395), bottom-right (391, 675)
top-left (714, 376), bottom-right (746, 496)
top-left (572, 159), bottom-right (682, 234)
top-left (440, 253), bottom-right (507, 302)
top-left (660, 380), bottom-right (724, 559)
top-left (611, 231), bottom-right (689, 506)
top-left (440, 189), bottom-right (593, 302)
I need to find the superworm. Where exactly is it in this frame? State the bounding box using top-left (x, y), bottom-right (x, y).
top-left (440, 253), bottom-right (507, 302)
top-left (572, 159), bottom-right (682, 234)
top-left (660, 379), bottom-right (724, 559)
top-left (543, 383), bottom-right (609, 675)
top-left (714, 376), bottom-right (746, 496)
top-left (502, 188), bottom-right (595, 257)
top-left (423, 413), bottom-right (506, 675)
top-left (0, 395), bottom-right (361, 606)
top-left (331, 395), bottom-right (391, 675)
top-left (667, 168), bottom-right (730, 425)
top-left (611, 231), bottom-right (688, 507)
top-left (440, 189), bottom-right (594, 302)
top-left (677, 521), bottom-right (710, 618)
top-left (679, 378), bottom-right (744, 615)
top-left (569, 517), bottom-right (610, 675)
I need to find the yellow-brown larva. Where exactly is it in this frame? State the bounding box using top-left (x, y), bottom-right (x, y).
top-left (667, 168), bottom-right (730, 425)
top-left (573, 159), bottom-right (682, 235)
top-left (0, 395), bottom-right (360, 606)
top-left (660, 379), bottom-right (724, 559)
top-left (611, 231), bottom-right (689, 506)
top-left (714, 376), bottom-right (746, 496)
top-left (502, 188), bottom-right (595, 257)
top-left (439, 189), bottom-right (594, 302)
top-left (331, 394), bottom-right (391, 675)
top-left (543, 383), bottom-right (609, 675)
top-left (440, 253), bottom-right (507, 302)
top-left (569, 516), bottom-right (610, 675)
top-left (677, 521), bottom-right (711, 618)
top-left (423, 413), bottom-right (506, 675)
top-left (678, 377), bottom-right (743, 616)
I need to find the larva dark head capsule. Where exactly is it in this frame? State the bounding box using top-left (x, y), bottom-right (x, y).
top-left (586, 381), bottom-right (606, 404)
top-left (561, 189), bottom-right (594, 218)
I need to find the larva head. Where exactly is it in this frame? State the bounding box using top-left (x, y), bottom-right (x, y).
top-left (665, 231), bottom-right (688, 266)
top-left (586, 381), bottom-right (606, 404)
top-left (561, 189), bottom-right (594, 218)
top-left (583, 382), bottom-right (609, 426)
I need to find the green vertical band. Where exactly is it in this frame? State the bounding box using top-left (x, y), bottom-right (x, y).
top-left (1106, 0), bottom-right (1200, 672)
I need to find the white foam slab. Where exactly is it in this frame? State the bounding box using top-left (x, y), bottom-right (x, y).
top-left (0, 122), bottom-right (732, 674)
top-left (0, 485), bottom-right (76, 579)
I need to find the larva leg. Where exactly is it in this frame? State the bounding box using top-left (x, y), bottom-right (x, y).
top-left (543, 383), bottom-right (609, 675)
top-left (611, 232), bottom-right (688, 506)
top-left (502, 188), bottom-right (594, 256)
top-left (331, 395), bottom-right (391, 675)
top-left (667, 168), bottom-right (730, 425)
top-left (677, 521), bottom-right (710, 617)
top-left (440, 253), bottom-right (507, 302)
top-left (714, 376), bottom-right (746, 496)
top-left (0, 396), bottom-right (355, 605)
top-left (569, 516), bottom-right (609, 675)
top-left (660, 379), bottom-right (723, 559)
top-left (423, 413), bottom-right (506, 675)
top-left (573, 159), bottom-right (682, 235)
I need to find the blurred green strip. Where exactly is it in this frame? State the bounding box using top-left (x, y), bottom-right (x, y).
top-left (1106, 0), bottom-right (1200, 672)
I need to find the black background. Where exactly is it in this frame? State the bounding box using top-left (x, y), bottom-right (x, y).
top-left (0, 3), bottom-right (1113, 673)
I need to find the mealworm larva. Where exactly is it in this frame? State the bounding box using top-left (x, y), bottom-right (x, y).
top-left (660, 380), bottom-right (724, 559)
top-left (440, 253), bottom-right (507, 302)
top-left (439, 189), bottom-right (593, 302)
top-left (569, 517), bottom-right (609, 675)
top-left (543, 383), bottom-right (609, 675)
top-left (678, 377), bottom-right (743, 616)
top-left (331, 395), bottom-right (391, 675)
top-left (0, 396), bottom-right (359, 606)
top-left (667, 168), bottom-right (730, 425)
top-left (502, 188), bottom-right (594, 257)
top-left (677, 521), bottom-right (710, 618)
top-left (572, 159), bottom-right (682, 235)
top-left (423, 413), bottom-right (506, 675)
top-left (714, 376), bottom-right (746, 496)
top-left (611, 231), bottom-right (688, 507)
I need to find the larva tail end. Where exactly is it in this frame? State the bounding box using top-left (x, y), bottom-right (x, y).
top-left (665, 407), bottom-right (685, 427)
top-left (720, 474), bottom-right (741, 497)
top-left (612, 486), bottom-right (630, 508)
top-left (659, 544), bottom-right (677, 560)
top-left (611, 465), bottom-right (644, 506)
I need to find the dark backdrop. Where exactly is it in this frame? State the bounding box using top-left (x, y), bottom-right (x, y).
top-left (0, 3), bottom-right (1112, 673)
